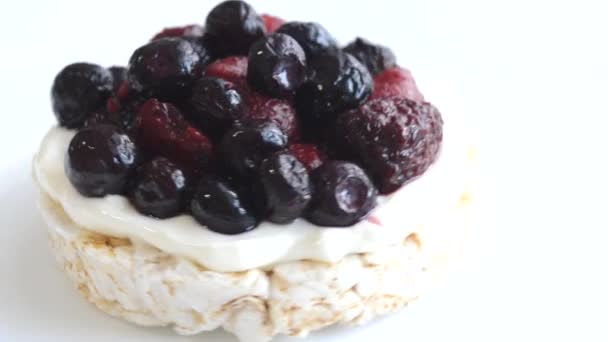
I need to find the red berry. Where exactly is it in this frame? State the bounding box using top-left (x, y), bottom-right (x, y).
top-left (288, 144), bottom-right (326, 171)
top-left (371, 67), bottom-right (424, 102)
top-left (134, 99), bottom-right (213, 171)
top-left (151, 24), bottom-right (204, 41)
top-left (116, 81), bottom-right (130, 100)
top-left (204, 56), bottom-right (248, 85)
top-left (106, 97), bottom-right (120, 113)
top-left (261, 14), bottom-right (285, 33)
top-left (244, 92), bottom-right (300, 141)
top-left (335, 97), bottom-right (443, 194)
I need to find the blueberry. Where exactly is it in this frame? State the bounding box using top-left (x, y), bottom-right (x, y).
top-left (191, 177), bottom-right (258, 234)
top-left (247, 33), bottom-right (307, 98)
top-left (130, 157), bottom-right (188, 218)
top-left (276, 22), bottom-right (338, 58)
top-left (127, 38), bottom-right (210, 101)
top-left (343, 37), bottom-right (396, 76)
top-left (305, 161), bottom-right (378, 227)
top-left (189, 77), bottom-right (246, 138)
top-left (220, 122), bottom-right (288, 178)
top-left (297, 50), bottom-right (373, 115)
top-left (65, 124), bottom-right (140, 197)
top-left (259, 151), bottom-right (312, 224)
top-left (204, 0), bottom-right (266, 57)
top-left (295, 50), bottom-right (373, 140)
top-left (51, 63), bottom-right (113, 128)
top-left (108, 66), bottom-right (128, 90)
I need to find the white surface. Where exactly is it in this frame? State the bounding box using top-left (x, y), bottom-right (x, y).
top-left (0, 0), bottom-right (607, 341)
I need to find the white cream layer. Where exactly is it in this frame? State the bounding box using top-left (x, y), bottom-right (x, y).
top-left (34, 126), bottom-right (467, 272)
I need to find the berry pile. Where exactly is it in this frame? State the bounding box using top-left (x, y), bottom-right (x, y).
top-left (52, 0), bottom-right (442, 234)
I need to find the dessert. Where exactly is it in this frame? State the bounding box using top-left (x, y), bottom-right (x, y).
top-left (33, 1), bottom-right (473, 341)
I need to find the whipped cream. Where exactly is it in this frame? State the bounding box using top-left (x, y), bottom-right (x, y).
top-left (34, 126), bottom-right (468, 272)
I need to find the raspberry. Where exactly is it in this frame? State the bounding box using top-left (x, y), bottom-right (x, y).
top-left (244, 92), bottom-right (300, 141)
top-left (288, 144), bottom-right (326, 171)
top-left (335, 97), bottom-right (443, 194)
top-left (204, 56), bottom-right (248, 85)
top-left (371, 67), bottom-right (424, 102)
top-left (134, 99), bottom-right (213, 172)
top-left (261, 14), bottom-right (285, 33)
top-left (151, 24), bottom-right (204, 41)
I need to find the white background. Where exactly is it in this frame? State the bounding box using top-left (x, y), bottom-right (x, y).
top-left (0, 0), bottom-right (607, 341)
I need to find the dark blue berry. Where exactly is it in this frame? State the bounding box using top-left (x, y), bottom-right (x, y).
top-left (130, 157), bottom-right (188, 218)
top-left (188, 77), bottom-right (246, 139)
top-left (343, 37), bottom-right (396, 76)
top-left (247, 33), bottom-right (307, 98)
top-left (276, 22), bottom-right (338, 58)
top-left (220, 122), bottom-right (288, 178)
top-left (51, 63), bottom-right (113, 128)
top-left (295, 50), bottom-right (373, 140)
top-left (127, 38), bottom-right (210, 101)
top-left (297, 50), bottom-right (373, 115)
top-left (65, 125), bottom-right (140, 197)
top-left (305, 161), bottom-right (377, 227)
top-left (108, 66), bottom-right (128, 90)
top-left (191, 177), bottom-right (258, 234)
top-left (259, 151), bottom-right (312, 224)
top-left (204, 0), bottom-right (266, 57)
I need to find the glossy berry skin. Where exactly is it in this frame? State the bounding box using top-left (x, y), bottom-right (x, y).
top-left (220, 122), bottom-right (287, 178)
top-left (305, 161), bottom-right (378, 227)
top-left (276, 22), bottom-right (338, 58)
top-left (259, 151), bottom-right (312, 224)
top-left (247, 33), bottom-right (307, 98)
top-left (151, 24), bottom-right (204, 41)
top-left (131, 157), bottom-right (188, 218)
top-left (127, 38), bottom-right (210, 101)
top-left (51, 63), bottom-right (113, 128)
top-left (134, 99), bottom-right (213, 172)
top-left (204, 56), bottom-right (248, 85)
top-left (343, 37), bottom-right (396, 76)
top-left (189, 77), bottom-right (246, 137)
top-left (65, 125), bottom-right (139, 197)
top-left (204, 0), bottom-right (266, 57)
top-left (261, 14), bottom-right (285, 33)
top-left (108, 66), bottom-right (128, 91)
top-left (288, 143), bottom-right (326, 171)
top-left (335, 97), bottom-right (443, 194)
top-left (371, 67), bottom-right (424, 102)
top-left (295, 50), bottom-right (373, 139)
top-left (191, 177), bottom-right (258, 234)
